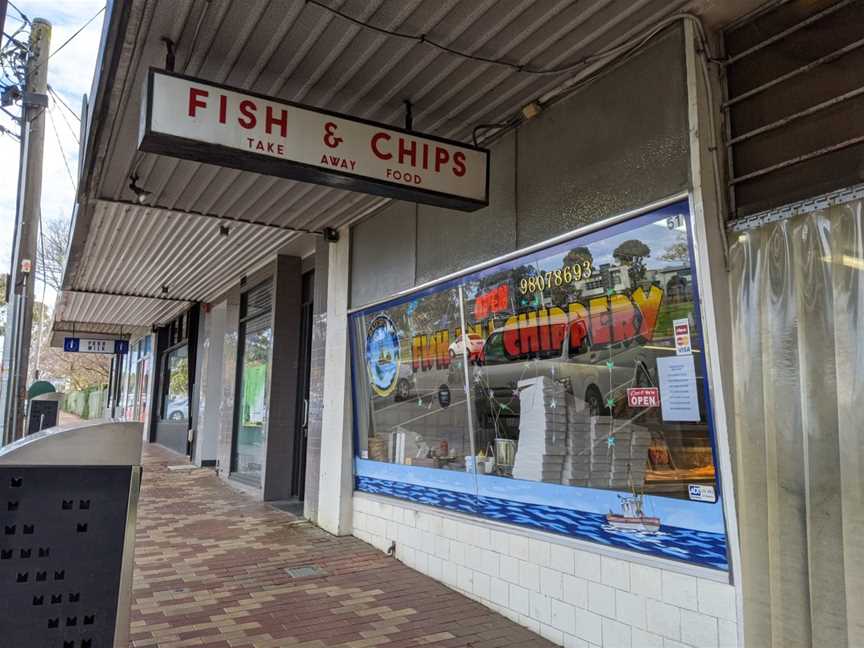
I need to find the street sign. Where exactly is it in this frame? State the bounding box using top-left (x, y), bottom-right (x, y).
top-left (139, 69), bottom-right (490, 212)
top-left (63, 338), bottom-right (129, 354)
top-left (626, 387), bottom-right (660, 408)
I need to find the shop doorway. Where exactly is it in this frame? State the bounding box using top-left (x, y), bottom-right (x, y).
top-left (230, 281), bottom-right (274, 487)
top-left (290, 270), bottom-right (314, 502)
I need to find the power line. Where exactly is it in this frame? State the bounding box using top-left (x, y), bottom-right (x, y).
top-left (48, 88), bottom-right (79, 144)
top-left (7, 1), bottom-right (31, 26)
top-left (305, 0), bottom-right (688, 76)
top-left (46, 6), bottom-right (105, 63)
top-left (48, 85), bottom-right (81, 123)
top-left (47, 106), bottom-right (77, 193)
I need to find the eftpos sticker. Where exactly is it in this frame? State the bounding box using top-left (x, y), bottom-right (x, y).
top-left (688, 484), bottom-right (717, 503)
top-left (673, 318), bottom-right (692, 355)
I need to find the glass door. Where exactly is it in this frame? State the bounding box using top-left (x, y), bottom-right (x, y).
top-left (231, 281), bottom-right (273, 486)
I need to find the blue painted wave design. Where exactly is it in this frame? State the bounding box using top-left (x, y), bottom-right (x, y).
top-left (355, 475), bottom-right (728, 571)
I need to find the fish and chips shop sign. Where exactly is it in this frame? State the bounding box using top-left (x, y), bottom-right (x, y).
top-left (139, 69), bottom-right (489, 211)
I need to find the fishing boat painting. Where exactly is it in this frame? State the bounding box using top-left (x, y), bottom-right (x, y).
top-left (606, 493), bottom-right (661, 533)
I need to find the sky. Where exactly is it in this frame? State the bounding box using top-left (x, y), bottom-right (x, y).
top-left (0, 0), bottom-right (105, 307)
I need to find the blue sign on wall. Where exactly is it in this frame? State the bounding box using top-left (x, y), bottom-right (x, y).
top-left (63, 338), bottom-right (129, 354)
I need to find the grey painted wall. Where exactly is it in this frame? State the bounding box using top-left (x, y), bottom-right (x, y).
top-left (262, 255), bottom-right (303, 501)
top-left (303, 239), bottom-right (329, 523)
top-left (193, 302), bottom-right (225, 465)
top-left (350, 26), bottom-right (688, 308)
top-left (350, 200), bottom-right (416, 307)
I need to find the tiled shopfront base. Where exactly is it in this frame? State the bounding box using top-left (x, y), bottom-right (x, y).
top-left (353, 493), bottom-right (740, 648)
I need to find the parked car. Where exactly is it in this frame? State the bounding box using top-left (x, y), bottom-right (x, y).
top-left (448, 333), bottom-right (484, 361)
top-left (165, 395), bottom-right (188, 421)
top-left (473, 321), bottom-right (661, 418)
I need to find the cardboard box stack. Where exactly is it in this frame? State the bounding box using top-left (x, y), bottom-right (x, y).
top-left (511, 376), bottom-right (567, 483)
top-left (563, 409), bottom-right (651, 489)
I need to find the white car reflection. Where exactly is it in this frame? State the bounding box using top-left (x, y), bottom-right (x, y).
top-left (448, 333), bottom-right (484, 361)
top-left (473, 322), bottom-right (665, 418)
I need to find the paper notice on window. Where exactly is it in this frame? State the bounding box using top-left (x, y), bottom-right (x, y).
top-left (657, 355), bottom-right (700, 422)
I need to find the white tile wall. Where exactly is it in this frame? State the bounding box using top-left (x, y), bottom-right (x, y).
top-left (352, 493), bottom-right (740, 648)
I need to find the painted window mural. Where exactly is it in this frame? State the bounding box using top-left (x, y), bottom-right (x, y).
top-left (350, 201), bottom-right (729, 570)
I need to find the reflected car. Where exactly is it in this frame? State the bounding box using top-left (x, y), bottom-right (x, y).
top-left (165, 396), bottom-right (188, 421)
top-left (448, 333), bottom-right (484, 361)
top-left (473, 321), bottom-right (661, 418)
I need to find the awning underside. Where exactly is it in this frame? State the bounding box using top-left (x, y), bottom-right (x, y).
top-left (53, 0), bottom-right (763, 340)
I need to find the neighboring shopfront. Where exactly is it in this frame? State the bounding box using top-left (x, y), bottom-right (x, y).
top-left (120, 335), bottom-right (153, 424)
top-left (231, 280), bottom-right (274, 486)
top-left (151, 308), bottom-right (198, 455)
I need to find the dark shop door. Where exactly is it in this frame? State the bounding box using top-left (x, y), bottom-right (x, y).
top-left (291, 270), bottom-right (314, 500)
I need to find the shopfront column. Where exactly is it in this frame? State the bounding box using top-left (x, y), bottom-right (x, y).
top-left (317, 227), bottom-right (353, 535)
top-left (262, 255), bottom-right (303, 500)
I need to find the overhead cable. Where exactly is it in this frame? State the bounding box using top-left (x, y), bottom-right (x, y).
top-left (46, 6), bottom-right (105, 63)
top-left (48, 85), bottom-right (81, 123)
top-left (47, 106), bottom-right (78, 192)
top-left (305, 0), bottom-right (718, 76)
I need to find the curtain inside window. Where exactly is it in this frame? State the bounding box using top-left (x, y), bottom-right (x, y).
top-left (730, 198), bottom-right (864, 648)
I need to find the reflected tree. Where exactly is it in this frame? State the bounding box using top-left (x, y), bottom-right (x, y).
top-left (613, 239), bottom-right (651, 286)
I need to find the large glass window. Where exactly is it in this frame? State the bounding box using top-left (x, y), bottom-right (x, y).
top-left (353, 286), bottom-right (474, 473)
top-left (161, 345), bottom-right (189, 421)
top-left (231, 282), bottom-right (273, 486)
top-left (351, 202), bottom-right (729, 570)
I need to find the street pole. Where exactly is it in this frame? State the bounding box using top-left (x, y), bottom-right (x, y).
top-left (1, 18), bottom-right (51, 444)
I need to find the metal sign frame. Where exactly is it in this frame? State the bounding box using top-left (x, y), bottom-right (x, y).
top-left (139, 68), bottom-right (490, 212)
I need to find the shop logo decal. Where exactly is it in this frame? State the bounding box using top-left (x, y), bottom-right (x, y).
top-left (365, 315), bottom-right (401, 397)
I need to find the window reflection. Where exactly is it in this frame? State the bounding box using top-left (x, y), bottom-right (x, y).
top-left (352, 213), bottom-right (717, 501)
top-left (162, 346), bottom-right (189, 421)
top-left (355, 287), bottom-right (474, 471)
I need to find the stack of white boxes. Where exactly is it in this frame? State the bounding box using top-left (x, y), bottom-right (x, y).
top-left (511, 376), bottom-right (567, 483)
top-left (562, 408), bottom-right (651, 489)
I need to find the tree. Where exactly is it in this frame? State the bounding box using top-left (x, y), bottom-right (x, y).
top-left (37, 216), bottom-right (70, 291)
top-left (613, 239), bottom-right (651, 286)
top-left (660, 234), bottom-right (689, 263)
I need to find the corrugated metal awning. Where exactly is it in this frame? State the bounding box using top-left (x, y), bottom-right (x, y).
top-left (53, 0), bottom-right (766, 340)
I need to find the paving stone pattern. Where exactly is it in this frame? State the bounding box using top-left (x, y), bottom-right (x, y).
top-left (131, 444), bottom-right (556, 647)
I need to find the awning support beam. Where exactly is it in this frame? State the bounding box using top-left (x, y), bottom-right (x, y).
top-left (64, 288), bottom-right (196, 303)
top-left (96, 197), bottom-right (325, 236)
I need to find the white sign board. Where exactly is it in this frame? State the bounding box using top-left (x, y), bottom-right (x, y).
top-left (140, 69), bottom-right (489, 211)
top-left (657, 355), bottom-right (700, 422)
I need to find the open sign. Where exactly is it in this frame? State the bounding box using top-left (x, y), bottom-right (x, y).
top-left (627, 387), bottom-right (660, 408)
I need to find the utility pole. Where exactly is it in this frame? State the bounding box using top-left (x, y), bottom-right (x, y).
top-left (1, 18), bottom-right (51, 444)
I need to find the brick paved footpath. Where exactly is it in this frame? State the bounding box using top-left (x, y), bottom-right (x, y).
top-left (130, 444), bottom-right (556, 648)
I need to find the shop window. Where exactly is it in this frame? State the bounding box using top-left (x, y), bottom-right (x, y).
top-left (231, 281), bottom-right (273, 486)
top-left (350, 201), bottom-right (729, 569)
top-left (161, 345), bottom-right (189, 421)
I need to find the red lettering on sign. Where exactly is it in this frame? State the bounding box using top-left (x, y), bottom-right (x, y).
top-left (371, 132), bottom-right (392, 160)
top-left (398, 138), bottom-right (417, 166)
top-left (238, 99), bottom-right (257, 129)
top-left (323, 122), bottom-right (342, 148)
top-left (627, 388), bottom-right (660, 408)
top-left (434, 147), bottom-right (450, 172)
top-left (218, 95), bottom-right (227, 123)
top-left (265, 106), bottom-right (288, 138)
top-left (188, 87), bottom-right (208, 117)
top-left (453, 151), bottom-right (466, 177)
top-left (503, 315), bottom-right (520, 357)
top-left (473, 284), bottom-right (510, 321)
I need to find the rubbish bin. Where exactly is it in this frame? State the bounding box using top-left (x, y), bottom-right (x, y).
top-left (0, 420), bottom-right (143, 647)
top-left (26, 391), bottom-right (63, 435)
